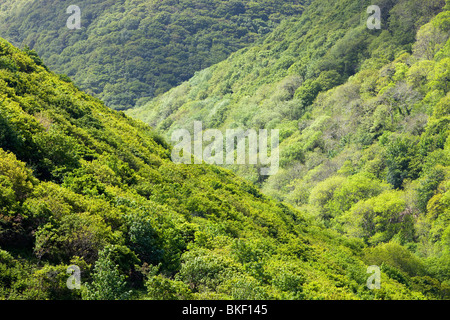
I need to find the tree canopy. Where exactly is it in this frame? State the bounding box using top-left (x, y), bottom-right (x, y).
top-left (0, 0), bottom-right (308, 110)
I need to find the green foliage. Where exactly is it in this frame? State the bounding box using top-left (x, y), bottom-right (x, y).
top-left (145, 268), bottom-right (192, 300)
top-left (83, 246), bottom-right (131, 300)
top-left (177, 248), bottom-right (239, 292)
top-left (343, 190), bottom-right (413, 244)
top-left (0, 148), bottom-right (37, 202)
top-left (294, 70), bottom-right (343, 107)
top-left (309, 173), bottom-right (389, 224)
top-left (416, 165), bottom-right (447, 212)
top-left (0, 0), bottom-right (307, 110)
top-left (125, 210), bottom-right (164, 265)
top-left (364, 242), bottom-right (425, 277)
top-left (384, 135), bottom-right (421, 189)
top-left (0, 0), bottom-right (449, 301)
top-left (124, 0), bottom-right (450, 300)
top-left (0, 36), bottom-right (393, 301)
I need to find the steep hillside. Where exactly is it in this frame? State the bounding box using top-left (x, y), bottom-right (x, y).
top-left (0, 36), bottom-right (446, 300)
top-left (129, 0), bottom-right (445, 135)
top-left (0, 0), bottom-right (308, 110)
top-left (128, 0), bottom-right (450, 294)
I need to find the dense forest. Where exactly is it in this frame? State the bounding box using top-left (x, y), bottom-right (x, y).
top-left (0, 0), bottom-right (307, 110)
top-left (1, 35), bottom-right (441, 300)
top-left (0, 0), bottom-right (449, 301)
top-left (128, 0), bottom-right (450, 298)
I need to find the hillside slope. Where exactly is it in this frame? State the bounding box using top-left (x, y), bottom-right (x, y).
top-left (127, 0), bottom-right (450, 295)
top-left (0, 36), bottom-right (447, 299)
top-left (0, 0), bottom-right (308, 110)
top-left (129, 0), bottom-right (445, 134)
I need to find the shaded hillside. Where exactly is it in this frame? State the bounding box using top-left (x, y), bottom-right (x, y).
top-left (0, 0), bottom-right (308, 110)
top-left (0, 36), bottom-right (446, 300)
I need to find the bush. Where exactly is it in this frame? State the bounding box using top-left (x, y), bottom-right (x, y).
top-left (83, 246), bottom-right (132, 300)
top-left (146, 274), bottom-right (192, 300)
top-left (364, 242), bottom-right (425, 277)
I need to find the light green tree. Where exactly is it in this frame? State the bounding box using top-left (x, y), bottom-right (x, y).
top-left (83, 246), bottom-right (131, 300)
